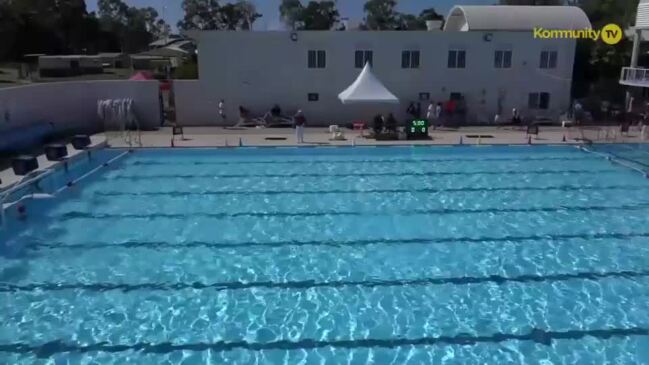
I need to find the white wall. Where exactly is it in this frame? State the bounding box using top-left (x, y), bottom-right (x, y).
top-left (0, 80), bottom-right (161, 137)
top-left (175, 80), bottom-right (219, 126)
top-left (181, 30), bottom-right (576, 126)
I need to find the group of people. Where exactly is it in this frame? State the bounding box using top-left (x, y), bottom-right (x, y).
top-left (219, 99), bottom-right (307, 143)
top-left (412, 99), bottom-right (465, 129)
top-left (372, 113), bottom-right (399, 134)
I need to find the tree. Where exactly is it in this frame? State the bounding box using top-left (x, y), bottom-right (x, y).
top-left (363, 1), bottom-right (443, 31)
top-left (301, 1), bottom-right (339, 30)
top-left (571, 0), bottom-right (639, 102)
top-left (0, 0), bottom-right (21, 60)
top-left (236, 0), bottom-right (262, 30)
top-left (178, 0), bottom-right (221, 30)
top-left (98, 0), bottom-right (168, 52)
top-left (363, 0), bottom-right (399, 30)
top-left (178, 0), bottom-right (260, 30)
top-left (499, 0), bottom-right (564, 4)
top-left (279, 0), bottom-right (304, 30)
top-left (419, 8), bottom-right (444, 22)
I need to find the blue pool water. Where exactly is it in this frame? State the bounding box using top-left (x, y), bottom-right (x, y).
top-left (3, 145), bottom-right (649, 364)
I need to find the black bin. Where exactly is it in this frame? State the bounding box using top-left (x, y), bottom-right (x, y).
top-left (12, 155), bottom-right (38, 176)
top-left (72, 135), bottom-right (91, 150)
top-left (45, 144), bottom-right (68, 161)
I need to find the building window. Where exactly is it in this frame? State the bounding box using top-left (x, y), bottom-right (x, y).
top-left (529, 92), bottom-right (550, 109)
top-left (401, 50), bottom-right (420, 69)
top-left (448, 50), bottom-right (466, 69)
top-left (419, 92), bottom-right (430, 101)
top-left (308, 50), bottom-right (326, 68)
top-left (540, 50), bottom-right (557, 69)
top-left (450, 92), bottom-right (463, 101)
top-left (308, 93), bottom-right (319, 101)
top-left (355, 50), bottom-right (373, 68)
top-left (494, 50), bottom-right (512, 69)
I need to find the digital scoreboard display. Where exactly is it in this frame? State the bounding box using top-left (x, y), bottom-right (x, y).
top-left (408, 119), bottom-right (429, 139)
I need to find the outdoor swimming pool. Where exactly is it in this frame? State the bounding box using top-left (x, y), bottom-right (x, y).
top-left (2, 145), bottom-right (649, 364)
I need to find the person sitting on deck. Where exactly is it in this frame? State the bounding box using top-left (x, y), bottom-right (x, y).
top-left (271, 104), bottom-right (281, 117)
top-left (373, 114), bottom-right (384, 135)
top-left (385, 113), bottom-right (398, 133)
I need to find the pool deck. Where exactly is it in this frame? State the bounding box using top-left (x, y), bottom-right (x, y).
top-left (0, 126), bottom-right (646, 191)
top-left (108, 125), bottom-right (646, 148)
top-left (0, 135), bottom-right (106, 191)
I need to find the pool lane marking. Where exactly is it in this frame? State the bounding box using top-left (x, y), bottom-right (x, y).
top-left (105, 169), bottom-right (621, 181)
top-left (31, 232), bottom-right (649, 252)
top-left (51, 203), bottom-right (649, 221)
top-left (90, 184), bottom-right (649, 197)
top-left (2, 269), bottom-right (649, 294)
top-left (1, 327), bottom-right (648, 358)
top-left (125, 155), bottom-right (599, 166)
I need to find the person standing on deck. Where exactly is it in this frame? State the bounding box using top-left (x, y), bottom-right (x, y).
top-left (218, 99), bottom-right (226, 124)
top-left (426, 102), bottom-right (434, 129)
top-left (435, 102), bottom-right (443, 128)
top-left (294, 110), bottom-right (306, 143)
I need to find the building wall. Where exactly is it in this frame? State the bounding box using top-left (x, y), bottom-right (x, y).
top-left (39, 56), bottom-right (104, 77)
top-left (0, 81), bottom-right (161, 152)
top-left (185, 31), bottom-right (576, 126)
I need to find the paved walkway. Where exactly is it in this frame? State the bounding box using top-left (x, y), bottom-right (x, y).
top-left (0, 136), bottom-right (105, 191)
top-left (107, 126), bottom-right (645, 148)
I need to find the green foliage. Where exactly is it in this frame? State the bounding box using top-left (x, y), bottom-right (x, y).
top-left (279, 0), bottom-right (304, 30)
top-left (174, 60), bottom-right (199, 79)
top-left (98, 0), bottom-right (170, 53)
top-left (574, 0), bottom-right (639, 101)
top-left (0, 0), bottom-right (169, 60)
top-left (363, 0), bottom-right (399, 30)
top-left (278, 0), bottom-right (339, 30)
top-left (178, 0), bottom-right (261, 30)
top-left (499, 0), bottom-right (564, 4)
top-left (363, 0), bottom-right (444, 30)
top-left (301, 1), bottom-right (339, 30)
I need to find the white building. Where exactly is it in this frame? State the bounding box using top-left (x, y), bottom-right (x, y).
top-left (181, 5), bottom-right (591, 126)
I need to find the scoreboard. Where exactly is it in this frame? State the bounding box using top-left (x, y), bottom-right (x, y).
top-left (407, 119), bottom-right (429, 140)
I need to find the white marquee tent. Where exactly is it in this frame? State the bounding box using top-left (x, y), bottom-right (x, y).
top-left (338, 63), bottom-right (399, 104)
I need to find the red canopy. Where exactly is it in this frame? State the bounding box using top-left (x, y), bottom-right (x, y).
top-left (129, 71), bottom-right (171, 91)
top-left (129, 71), bottom-right (155, 81)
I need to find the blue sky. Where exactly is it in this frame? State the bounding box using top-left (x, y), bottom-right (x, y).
top-left (86, 0), bottom-right (495, 30)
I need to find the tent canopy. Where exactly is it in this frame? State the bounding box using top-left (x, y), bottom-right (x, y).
top-left (129, 71), bottom-right (155, 80)
top-left (338, 63), bottom-right (399, 104)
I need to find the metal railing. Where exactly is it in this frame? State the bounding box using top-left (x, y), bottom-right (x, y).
top-left (620, 67), bottom-right (649, 86)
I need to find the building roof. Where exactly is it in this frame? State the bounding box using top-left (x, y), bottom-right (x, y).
top-left (137, 47), bottom-right (188, 58)
top-left (38, 55), bottom-right (102, 60)
top-left (149, 35), bottom-right (185, 48)
top-left (444, 6), bottom-right (592, 32)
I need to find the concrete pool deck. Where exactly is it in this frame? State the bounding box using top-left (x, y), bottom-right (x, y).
top-left (0, 125), bottom-right (646, 191)
top-left (0, 135), bottom-right (106, 191)
top-left (106, 125), bottom-right (646, 148)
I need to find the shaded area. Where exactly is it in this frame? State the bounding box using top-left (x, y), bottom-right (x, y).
top-left (2, 327), bottom-right (648, 358)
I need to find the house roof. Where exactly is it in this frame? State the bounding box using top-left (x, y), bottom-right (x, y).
top-left (444, 6), bottom-right (592, 32)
